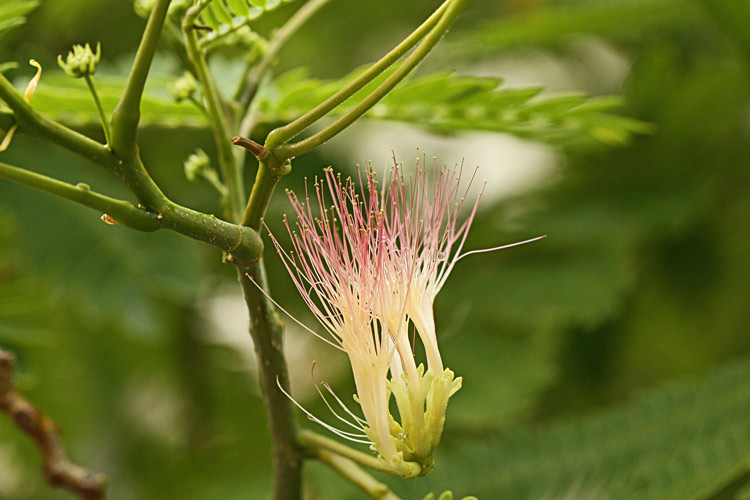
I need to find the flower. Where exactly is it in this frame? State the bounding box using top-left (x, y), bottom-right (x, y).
top-left (265, 154), bottom-right (541, 475)
top-left (57, 43), bottom-right (101, 79)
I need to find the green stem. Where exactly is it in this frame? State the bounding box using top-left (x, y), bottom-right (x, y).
top-left (237, 0), bottom-right (331, 111)
top-left (274, 0), bottom-right (468, 160)
top-left (264, 0), bottom-right (452, 150)
top-left (110, 0), bottom-right (172, 159)
top-left (0, 74), bottom-right (115, 168)
top-left (160, 200), bottom-right (262, 266)
top-left (297, 430), bottom-right (421, 478)
top-left (241, 159), bottom-right (289, 229)
top-left (234, 153), bottom-right (300, 500)
top-left (183, 3), bottom-right (245, 223)
top-left (238, 262), bottom-right (302, 500)
top-left (0, 161), bottom-right (263, 265)
top-left (114, 153), bottom-right (169, 210)
top-left (200, 168), bottom-right (229, 199)
top-left (0, 160), bottom-right (158, 231)
top-left (83, 74), bottom-right (112, 148)
top-left (310, 448), bottom-right (403, 500)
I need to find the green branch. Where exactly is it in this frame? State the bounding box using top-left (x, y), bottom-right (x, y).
top-left (273, 0), bottom-right (468, 160)
top-left (0, 73), bottom-right (115, 168)
top-left (238, 0), bottom-right (331, 112)
top-left (308, 447), bottom-right (404, 500)
top-left (297, 430), bottom-right (421, 478)
top-left (0, 160), bottom-right (263, 266)
top-left (183, 1), bottom-right (245, 223)
top-left (241, 158), bottom-right (289, 229)
top-left (0, 160), bottom-right (159, 231)
top-left (110, 0), bottom-right (172, 158)
top-left (230, 134), bottom-right (300, 499)
top-left (238, 265), bottom-right (302, 500)
top-left (264, 0), bottom-right (452, 150)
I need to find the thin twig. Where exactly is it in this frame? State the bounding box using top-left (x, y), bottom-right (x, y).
top-left (0, 348), bottom-right (107, 500)
top-left (183, 2), bottom-right (245, 222)
top-left (297, 429), bottom-right (421, 478)
top-left (310, 447), bottom-right (403, 500)
top-left (273, 0), bottom-right (468, 160)
top-left (264, 0), bottom-right (453, 150)
top-left (0, 160), bottom-right (263, 266)
top-left (83, 74), bottom-right (112, 148)
top-left (237, 0), bottom-right (331, 112)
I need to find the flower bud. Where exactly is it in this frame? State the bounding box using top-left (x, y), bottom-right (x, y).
top-left (183, 148), bottom-right (211, 181)
top-left (201, 26), bottom-right (268, 61)
top-left (168, 71), bottom-right (198, 103)
top-left (57, 43), bottom-right (101, 78)
top-left (132, 0), bottom-right (155, 18)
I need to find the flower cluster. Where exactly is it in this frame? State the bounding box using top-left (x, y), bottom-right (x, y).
top-left (268, 155), bottom-right (486, 476)
top-left (57, 43), bottom-right (101, 79)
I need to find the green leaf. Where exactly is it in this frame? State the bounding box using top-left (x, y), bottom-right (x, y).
top-left (396, 356), bottom-right (750, 500)
top-left (22, 71), bottom-right (207, 128)
top-left (0, 0), bottom-right (38, 37)
top-left (195, 0), bottom-right (298, 48)
top-left (259, 68), bottom-right (651, 147)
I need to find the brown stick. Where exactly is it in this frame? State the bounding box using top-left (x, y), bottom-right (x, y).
top-left (0, 348), bottom-right (107, 500)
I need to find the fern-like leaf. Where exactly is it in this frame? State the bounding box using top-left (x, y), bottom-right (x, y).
top-left (195, 0), bottom-right (297, 47)
top-left (258, 68), bottom-right (652, 147)
top-left (399, 356), bottom-right (750, 500)
top-left (20, 71), bottom-right (206, 128)
top-left (0, 0), bottom-right (38, 37)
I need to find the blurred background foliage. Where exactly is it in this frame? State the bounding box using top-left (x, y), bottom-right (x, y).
top-left (0, 0), bottom-right (749, 499)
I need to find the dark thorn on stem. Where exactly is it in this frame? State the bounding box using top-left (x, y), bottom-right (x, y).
top-left (232, 135), bottom-right (269, 161)
top-left (193, 24), bottom-right (213, 31)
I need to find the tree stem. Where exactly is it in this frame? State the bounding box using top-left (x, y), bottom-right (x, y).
top-left (238, 262), bottom-right (302, 500)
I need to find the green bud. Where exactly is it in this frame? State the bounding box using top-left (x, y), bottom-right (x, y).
top-left (184, 148), bottom-right (211, 181)
top-left (168, 71), bottom-right (198, 103)
top-left (201, 26), bottom-right (268, 61)
top-left (57, 42), bottom-right (101, 78)
top-left (375, 366), bottom-right (461, 475)
top-left (132, 0), bottom-right (155, 18)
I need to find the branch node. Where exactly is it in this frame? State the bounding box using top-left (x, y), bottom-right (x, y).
top-left (232, 135), bottom-right (269, 161)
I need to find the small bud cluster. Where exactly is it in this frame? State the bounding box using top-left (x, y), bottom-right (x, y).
top-left (183, 148), bottom-right (211, 181)
top-left (168, 72), bottom-right (198, 103)
top-left (57, 43), bottom-right (101, 79)
top-left (201, 27), bottom-right (268, 60)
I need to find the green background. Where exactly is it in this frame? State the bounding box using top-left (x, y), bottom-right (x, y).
top-left (1, 1), bottom-right (749, 499)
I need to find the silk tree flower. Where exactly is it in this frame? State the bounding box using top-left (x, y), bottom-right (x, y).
top-left (264, 155), bottom-right (542, 476)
